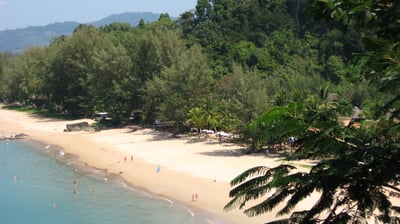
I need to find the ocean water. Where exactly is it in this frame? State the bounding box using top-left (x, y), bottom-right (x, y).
top-left (0, 140), bottom-right (226, 224)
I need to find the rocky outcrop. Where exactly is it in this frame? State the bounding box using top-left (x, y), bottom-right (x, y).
top-left (14, 133), bottom-right (29, 139)
top-left (0, 133), bottom-right (29, 140)
top-left (65, 122), bottom-right (94, 132)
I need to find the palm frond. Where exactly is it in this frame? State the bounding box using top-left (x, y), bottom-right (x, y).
top-left (225, 165), bottom-right (297, 212)
top-left (229, 165), bottom-right (296, 187)
top-left (226, 176), bottom-right (277, 210)
top-left (302, 189), bottom-right (334, 221)
top-left (243, 188), bottom-right (294, 217)
top-left (373, 189), bottom-right (392, 223)
top-left (229, 166), bottom-right (269, 187)
top-left (277, 174), bottom-right (316, 216)
top-left (324, 212), bottom-right (351, 224)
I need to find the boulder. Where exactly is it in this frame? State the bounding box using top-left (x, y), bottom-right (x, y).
top-left (14, 133), bottom-right (29, 139)
top-left (0, 132), bottom-right (29, 140)
top-left (65, 122), bottom-right (93, 132)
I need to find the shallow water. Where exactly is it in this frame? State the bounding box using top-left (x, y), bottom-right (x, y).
top-left (0, 140), bottom-right (227, 224)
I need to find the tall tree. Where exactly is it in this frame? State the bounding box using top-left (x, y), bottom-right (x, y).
top-left (219, 65), bottom-right (270, 146)
top-left (89, 41), bottom-right (133, 122)
top-left (45, 35), bottom-right (71, 111)
top-left (55, 25), bottom-right (103, 116)
top-left (0, 47), bottom-right (47, 104)
top-left (145, 43), bottom-right (214, 131)
top-left (0, 52), bottom-right (16, 101)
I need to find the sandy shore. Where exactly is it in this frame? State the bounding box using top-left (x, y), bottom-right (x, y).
top-left (0, 107), bottom-right (310, 224)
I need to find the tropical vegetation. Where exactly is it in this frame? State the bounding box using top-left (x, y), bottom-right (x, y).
top-left (224, 0), bottom-right (400, 223)
top-left (0, 0), bottom-right (399, 222)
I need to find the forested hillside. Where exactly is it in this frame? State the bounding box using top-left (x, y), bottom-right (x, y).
top-left (0, 0), bottom-right (399, 223)
top-left (0, 0), bottom-right (378, 137)
top-left (0, 0), bottom-right (386, 139)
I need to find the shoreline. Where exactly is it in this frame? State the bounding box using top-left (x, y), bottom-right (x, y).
top-left (21, 138), bottom-right (224, 223)
top-left (0, 107), bottom-right (288, 224)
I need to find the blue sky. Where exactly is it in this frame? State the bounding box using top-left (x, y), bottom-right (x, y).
top-left (0, 0), bottom-right (197, 30)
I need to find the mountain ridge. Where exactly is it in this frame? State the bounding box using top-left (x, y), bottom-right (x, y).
top-left (0, 12), bottom-right (161, 53)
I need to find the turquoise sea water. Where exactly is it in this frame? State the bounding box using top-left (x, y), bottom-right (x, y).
top-left (0, 140), bottom-right (227, 224)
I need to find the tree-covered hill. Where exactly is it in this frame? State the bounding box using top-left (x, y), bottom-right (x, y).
top-left (0, 0), bottom-right (399, 222)
top-left (90, 12), bottom-right (163, 27)
top-left (0, 22), bottom-right (79, 53)
top-left (0, 12), bottom-right (161, 53)
top-left (0, 0), bottom-right (373, 133)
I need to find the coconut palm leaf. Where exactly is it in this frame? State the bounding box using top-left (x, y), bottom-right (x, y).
top-left (225, 165), bottom-right (296, 212)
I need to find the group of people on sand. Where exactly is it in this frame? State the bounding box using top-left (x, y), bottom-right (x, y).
top-left (124, 155), bottom-right (134, 163)
top-left (191, 193), bottom-right (198, 202)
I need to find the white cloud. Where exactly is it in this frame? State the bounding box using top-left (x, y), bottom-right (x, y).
top-left (0, 0), bottom-right (8, 6)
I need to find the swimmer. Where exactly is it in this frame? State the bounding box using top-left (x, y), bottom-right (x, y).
top-left (92, 185), bottom-right (96, 199)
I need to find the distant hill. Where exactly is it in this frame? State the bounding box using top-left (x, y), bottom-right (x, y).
top-left (0, 12), bottom-right (161, 53)
top-left (91, 12), bottom-right (160, 27)
top-left (0, 22), bottom-right (79, 53)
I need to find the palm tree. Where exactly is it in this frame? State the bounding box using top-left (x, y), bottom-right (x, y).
top-left (187, 107), bottom-right (206, 137)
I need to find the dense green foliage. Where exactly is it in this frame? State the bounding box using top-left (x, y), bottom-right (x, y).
top-left (225, 0), bottom-right (400, 223)
top-left (0, 0), bottom-right (370, 135)
top-left (0, 0), bottom-right (399, 222)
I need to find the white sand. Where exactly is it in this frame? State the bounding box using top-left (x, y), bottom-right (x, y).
top-left (0, 107), bottom-right (316, 224)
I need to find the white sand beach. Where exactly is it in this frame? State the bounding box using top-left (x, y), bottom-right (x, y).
top-left (0, 107), bottom-right (315, 224)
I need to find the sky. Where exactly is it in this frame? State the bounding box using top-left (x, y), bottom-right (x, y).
top-left (0, 0), bottom-right (197, 31)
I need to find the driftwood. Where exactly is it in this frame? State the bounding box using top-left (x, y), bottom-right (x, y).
top-left (65, 122), bottom-right (93, 132)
